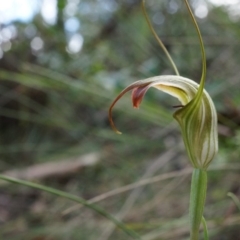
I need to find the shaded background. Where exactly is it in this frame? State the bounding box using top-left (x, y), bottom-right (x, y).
top-left (0, 0), bottom-right (240, 239)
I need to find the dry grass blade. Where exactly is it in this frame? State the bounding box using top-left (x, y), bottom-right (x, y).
top-left (62, 163), bottom-right (240, 216)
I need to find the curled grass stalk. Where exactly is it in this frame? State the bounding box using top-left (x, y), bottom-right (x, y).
top-left (141, 0), bottom-right (180, 76)
top-left (227, 192), bottom-right (240, 211)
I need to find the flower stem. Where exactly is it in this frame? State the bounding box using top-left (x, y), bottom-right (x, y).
top-left (189, 168), bottom-right (207, 240)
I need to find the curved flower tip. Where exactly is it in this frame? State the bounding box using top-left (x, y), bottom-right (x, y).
top-left (109, 75), bottom-right (218, 169)
top-left (108, 81), bottom-right (150, 134)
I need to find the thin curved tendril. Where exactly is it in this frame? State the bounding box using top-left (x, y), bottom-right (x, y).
top-left (141, 0), bottom-right (180, 76)
top-left (184, 0), bottom-right (206, 98)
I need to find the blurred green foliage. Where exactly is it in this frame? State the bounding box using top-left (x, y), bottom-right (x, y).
top-left (0, 0), bottom-right (240, 239)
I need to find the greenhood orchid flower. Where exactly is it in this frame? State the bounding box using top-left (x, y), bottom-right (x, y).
top-left (109, 1), bottom-right (219, 239)
top-left (108, 75), bottom-right (218, 170)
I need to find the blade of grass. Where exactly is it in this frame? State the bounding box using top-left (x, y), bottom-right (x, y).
top-left (0, 174), bottom-right (141, 240)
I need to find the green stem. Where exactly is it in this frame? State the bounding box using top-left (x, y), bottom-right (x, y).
top-left (189, 169), bottom-right (207, 240)
top-left (0, 174), bottom-right (141, 240)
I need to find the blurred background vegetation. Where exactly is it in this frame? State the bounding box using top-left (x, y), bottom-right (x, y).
top-left (0, 0), bottom-right (240, 239)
